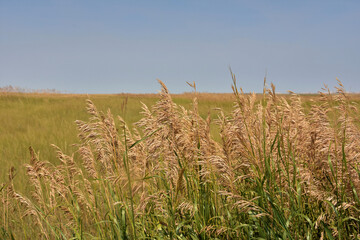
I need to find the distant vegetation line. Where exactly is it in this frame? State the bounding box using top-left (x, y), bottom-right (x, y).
top-left (0, 85), bottom-right (60, 94)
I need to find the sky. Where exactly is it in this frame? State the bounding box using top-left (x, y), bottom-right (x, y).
top-left (0, 0), bottom-right (359, 94)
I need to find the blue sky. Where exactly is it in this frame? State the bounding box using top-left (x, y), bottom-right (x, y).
top-left (1, 0), bottom-right (359, 93)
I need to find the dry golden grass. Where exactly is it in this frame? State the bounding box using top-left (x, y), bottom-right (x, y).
top-left (1, 78), bottom-right (360, 239)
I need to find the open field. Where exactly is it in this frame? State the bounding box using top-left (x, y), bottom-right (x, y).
top-left (2, 81), bottom-right (360, 239)
top-left (1, 90), bottom-right (330, 191)
top-left (0, 91), bottom-right (237, 192)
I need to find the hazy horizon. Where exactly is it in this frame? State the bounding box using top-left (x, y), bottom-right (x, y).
top-left (1, 1), bottom-right (359, 94)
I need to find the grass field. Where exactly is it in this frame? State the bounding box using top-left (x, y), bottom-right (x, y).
top-left (0, 91), bottom-right (235, 193)
top-left (2, 80), bottom-right (360, 239)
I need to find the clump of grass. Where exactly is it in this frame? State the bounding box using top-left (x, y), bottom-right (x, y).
top-left (1, 77), bottom-right (360, 239)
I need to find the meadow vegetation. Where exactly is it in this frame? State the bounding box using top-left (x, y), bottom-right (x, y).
top-left (0, 91), bottom-right (233, 192)
top-left (1, 77), bottom-right (360, 239)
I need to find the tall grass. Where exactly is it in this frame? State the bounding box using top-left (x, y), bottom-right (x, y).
top-left (0, 93), bottom-right (233, 194)
top-left (1, 77), bottom-right (360, 239)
